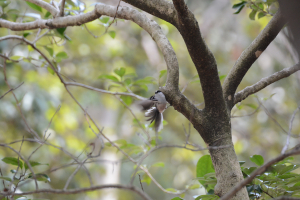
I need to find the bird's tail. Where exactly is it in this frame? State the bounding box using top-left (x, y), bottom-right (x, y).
top-left (145, 107), bottom-right (163, 132)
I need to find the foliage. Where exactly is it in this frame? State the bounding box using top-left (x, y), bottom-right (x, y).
top-left (232, 0), bottom-right (279, 20)
top-left (195, 155), bottom-right (300, 199)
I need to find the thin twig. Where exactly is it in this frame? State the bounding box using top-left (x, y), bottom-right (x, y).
top-left (0, 82), bottom-right (24, 100)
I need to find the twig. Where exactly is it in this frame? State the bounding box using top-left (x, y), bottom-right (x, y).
top-left (138, 174), bottom-right (144, 191)
top-left (44, 105), bottom-right (61, 138)
top-left (59, 0), bottom-right (66, 16)
top-left (281, 106), bottom-right (300, 154)
top-left (0, 82), bottom-right (24, 100)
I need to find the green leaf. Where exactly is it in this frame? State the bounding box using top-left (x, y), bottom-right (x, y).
top-left (258, 3), bottom-right (264, 10)
top-left (120, 95), bottom-right (132, 105)
top-left (166, 188), bottom-right (177, 192)
top-left (108, 31), bottom-right (116, 39)
top-left (28, 173), bottom-right (51, 182)
top-left (233, 5), bottom-right (245, 14)
top-left (159, 70), bottom-right (167, 78)
top-left (56, 51), bottom-right (68, 59)
top-left (47, 67), bottom-right (55, 75)
top-left (239, 161), bottom-right (246, 166)
top-left (24, 161), bottom-right (47, 170)
top-left (114, 68), bottom-right (126, 77)
top-left (243, 167), bottom-right (257, 175)
top-left (0, 0), bottom-right (11, 8)
top-left (258, 12), bottom-right (266, 19)
top-left (44, 46), bottom-right (53, 56)
top-left (44, 11), bottom-right (51, 18)
top-left (2, 157), bottom-right (23, 169)
top-left (245, 104), bottom-right (257, 109)
top-left (100, 16), bottom-right (110, 24)
top-left (0, 177), bottom-right (12, 181)
top-left (232, 1), bottom-right (247, 9)
top-left (219, 75), bottom-right (226, 81)
top-left (56, 27), bottom-right (67, 36)
top-left (250, 155), bottom-right (264, 166)
top-left (26, 2), bottom-right (42, 12)
top-left (171, 197), bottom-right (183, 200)
top-left (23, 32), bottom-right (32, 38)
top-left (189, 184), bottom-right (200, 190)
top-left (99, 74), bottom-right (119, 82)
top-left (124, 78), bottom-right (131, 86)
top-left (141, 173), bottom-right (151, 185)
top-left (114, 139), bottom-right (127, 146)
top-left (196, 155), bottom-right (215, 187)
top-left (249, 10), bottom-right (257, 20)
top-left (195, 194), bottom-right (220, 200)
top-left (9, 55), bottom-right (23, 60)
top-left (152, 162), bottom-right (165, 168)
top-left (134, 76), bottom-right (155, 85)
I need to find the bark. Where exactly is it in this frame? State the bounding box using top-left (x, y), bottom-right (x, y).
top-left (210, 137), bottom-right (248, 199)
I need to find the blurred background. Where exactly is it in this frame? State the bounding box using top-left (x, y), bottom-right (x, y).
top-left (0, 0), bottom-right (299, 199)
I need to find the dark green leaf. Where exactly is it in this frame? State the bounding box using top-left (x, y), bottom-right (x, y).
top-left (108, 31), bottom-right (116, 39)
top-left (26, 2), bottom-right (42, 12)
top-left (250, 155), bottom-right (264, 166)
top-left (243, 167), bottom-right (257, 175)
top-left (2, 157), bottom-right (23, 169)
top-left (159, 70), bottom-right (167, 78)
top-left (239, 161), bottom-right (246, 166)
top-left (28, 173), bottom-right (51, 182)
top-left (258, 3), bottom-right (264, 10)
top-left (249, 10), bottom-right (257, 20)
top-left (234, 5), bottom-right (245, 14)
top-left (24, 161), bottom-right (47, 170)
top-left (99, 74), bottom-right (119, 82)
top-left (23, 32), bottom-right (32, 38)
top-left (232, 1), bottom-right (247, 9)
top-left (114, 68), bottom-right (126, 77)
top-left (258, 12), bottom-right (266, 19)
top-left (56, 27), bottom-right (67, 36)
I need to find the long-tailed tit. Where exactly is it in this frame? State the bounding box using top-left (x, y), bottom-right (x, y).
top-left (139, 90), bottom-right (167, 132)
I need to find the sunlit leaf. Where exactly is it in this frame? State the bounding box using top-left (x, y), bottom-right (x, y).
top-left (44, 46), bottom-right (54, 56)
top-left (56, 52), bottom-right (68, 59)
top-left (159, 70), bottom-right (167, 78)
top-left (0, 177), bottom-right (12, 181)
top-left (26, 2), bottom-right (42, 12)
top-left (108, 31), bottom-right (116, 39)
top-left (114, 67), bottom-right (126, 77)
top-left (99, 74), bottom-right (119, 82)
top-left (152, 162), bottom-right (165, 168)
top-left (196, 155), bottom-right (215, 187)
top-left (100, 16), bottom-right (110, 24)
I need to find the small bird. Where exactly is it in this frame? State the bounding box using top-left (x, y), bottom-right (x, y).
top-left (138, 90), bottom-right (168, 132)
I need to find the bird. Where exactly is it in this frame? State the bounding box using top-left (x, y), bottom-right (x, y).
top-left (138, 90), bottom-right (168, 132)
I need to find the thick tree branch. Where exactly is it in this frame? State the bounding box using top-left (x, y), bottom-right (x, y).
top-left (220, 147), bottom-right (300, 200)
top-left (0, 184), bottom-right (152, 200)
top-left (172, 0), bottom-right (227, 114)
top-left (223, 9), bottom-right (286, 110)
top-left (24, 0), bottom-right (59, 17)
top-left (122, 0), bottom-right (179, 27)
top-left (234, 63), bottom-right (300, 104)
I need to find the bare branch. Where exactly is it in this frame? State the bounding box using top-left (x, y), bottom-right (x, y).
top-left (281, 106), bottom-right (300, 154)
top-left (122, 0), bottom-right (178, 27)
top-left (223, 9), bottom-right (286, 110)
top-left (59, 0), bottom-right (66, 17)
top-left (272, 197), bottom-right (300, 200)
top-left (0, 82), bottom-right (24, 100)
top-left (24, 0), bottom-right (59, 17)
top-left (219, 147), bottom-right (300, 200)
top-left (0, 184), bottom-right (152, 200)
top-left (234, 63), bottom-right (300, 104)
top-left (65, 82), bottom-right (146, 100)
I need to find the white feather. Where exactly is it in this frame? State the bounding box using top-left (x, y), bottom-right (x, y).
top-left (145, 107), bottom-right (156, 117)
top-left (157, 113), bottom-right (163, 132)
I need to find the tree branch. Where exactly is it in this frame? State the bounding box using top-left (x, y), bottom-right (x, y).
top-left (223, 9), bottom-right (286, 110)
top-left (171, 0), bottom-right (227, 113)
top-left (122, 0), bottom-right (179, 27)
top-left (59, 0), bottom-right (66, 17)
top-left (0, 184), bottom-right (152, 200)
top-left (219, 147), bottom-right (300, 200)
top-left (234, 63), bottom-right (300, 104)
top-left (24, 0), bottom-right (59, 17)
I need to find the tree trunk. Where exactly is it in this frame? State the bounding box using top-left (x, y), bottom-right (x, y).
top-left (209, 136), bottom-right (249, 200)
